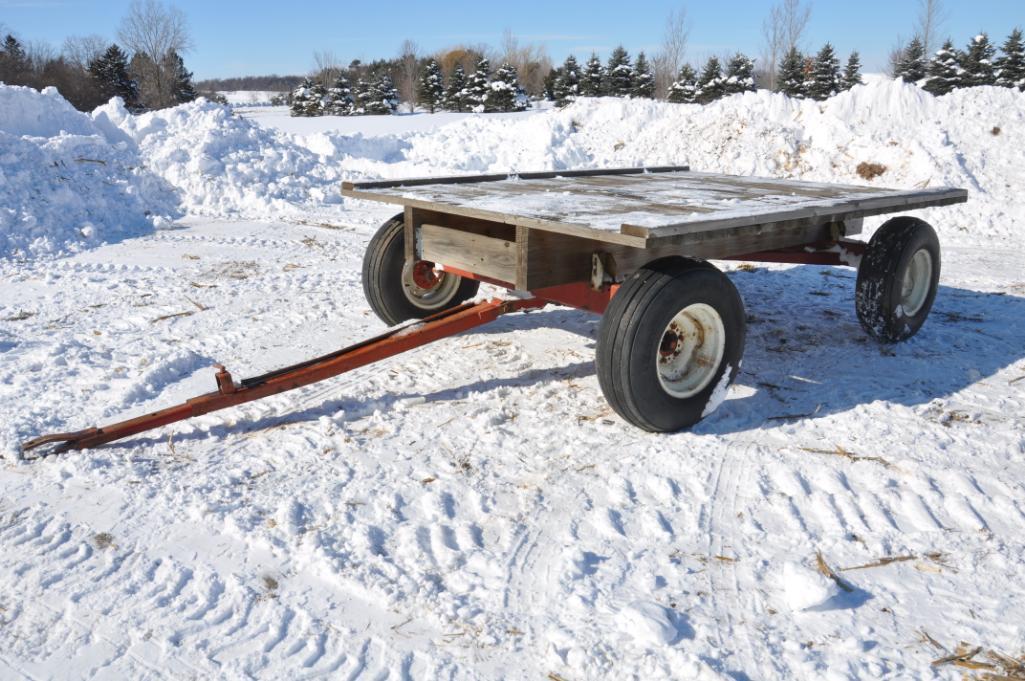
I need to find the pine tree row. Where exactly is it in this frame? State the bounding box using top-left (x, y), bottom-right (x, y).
top-left (291, 57), bottom-right (531, 117)
top-left (895, 30), bottom-right (1025, 95)
top-left (291, 72), bottom-right (399, 117)
top-left (432, 58), bottom-right (530, 113)
top-left (546, 47), bottom-right (657, 105)
top-left (542, 44), bottom-right (857, 106)
top-left (774, 44), bottom-right (863, 101)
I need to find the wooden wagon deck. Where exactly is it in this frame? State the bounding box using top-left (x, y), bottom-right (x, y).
top-left (341, 167), bottom-right (968, 290)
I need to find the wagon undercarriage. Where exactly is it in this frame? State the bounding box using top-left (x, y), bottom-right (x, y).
top-left (22, 167), bottom-right (967, 453)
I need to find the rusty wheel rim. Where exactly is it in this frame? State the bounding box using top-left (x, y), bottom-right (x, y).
top-left (655, 303), bottom-right (726, 399)
top-left (401, 259), bottom-right (461, 310)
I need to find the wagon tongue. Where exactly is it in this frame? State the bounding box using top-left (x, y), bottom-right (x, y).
top-left (20, 297), bottom-right (546, 457)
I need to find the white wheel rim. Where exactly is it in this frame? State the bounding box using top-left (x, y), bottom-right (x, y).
top-left (900, 248), bottom-right (933, 317)
top-left (655, 303), bottom-right (727, 399)
top-left (401, 260), bottom-right (461, 310)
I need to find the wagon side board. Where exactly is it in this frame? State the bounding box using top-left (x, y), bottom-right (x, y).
top-left (407, 206), bottom-right (865, 290)
top-left (523, 215), bottom-right (863, 289)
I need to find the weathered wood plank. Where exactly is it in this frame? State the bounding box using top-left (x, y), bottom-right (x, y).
top-left (524, 217), bottom-right (863, 289)
top-left (419, 223), bottom-right (518, 284)
top-left (342, 165), bottom-right (691, 191)
top-left (635, 187), bottom-right (968, 239)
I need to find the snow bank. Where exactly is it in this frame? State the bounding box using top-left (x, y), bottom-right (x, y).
top-left (0, 86), bottom-right (179, 260)
top-left (110, 99), bottom-right (341, 219)
top-left (2, 79), bottom-right (1023, 260)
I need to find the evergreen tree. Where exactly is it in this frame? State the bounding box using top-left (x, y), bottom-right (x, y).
top-left (290, 78), bottom-right (319, 117)
top-left (352, 78), bottom-right (374, 115)
top-left (894, 37), bottom-right (927, 82)
top-left (543, 67), bottom-right (560, 100)
top-left (444, 64), bottom-right (468, 112)
top-left (417, 59), bottom-right (445, 113)
top-left (553, 54), bottom-right (580, 106)
top-left (779, 47), bottom-right (807, 98)
top-left (842, 51), bottom-right (863, 90)
top-left (605, 46), bottom-right (634, 97)
top-left (923, 39), bottom-right (962, 95)
top-left (164, 51), bottom-right (196, 104)
top-left (696, 57), bottom-right (725, 104)
top-left (362, 73), bottom-right (398, 115)
top-left (88, 44), bottom-right (140, 109)
top-left (326, 74), bottom-right (354, 115)
top-left (961, 33), bottom-right (997, 86)
top-left (723, 53), bottom-right (756, 95)
top-left (488, 62), bottom-right (529, 112)
top-left (808, 43), bottom-right (841, 101)
top-left (0, 34), bottom-right (30, 85)
top-left (465, 57), bottom-right (491, 111)
top-left (666, 64), bottom-right (698, 103)
top-left (632, 52), bottom-right (654, 98)
top-left (996, 28), bottom-right (1025, 91)
top-left (580, 52), bottom-right (604, 96)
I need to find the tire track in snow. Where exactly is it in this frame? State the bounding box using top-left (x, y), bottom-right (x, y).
top-left (0, 506), bottom-right (432, 678)
top-left (702, 440), bottom-right (783, 678)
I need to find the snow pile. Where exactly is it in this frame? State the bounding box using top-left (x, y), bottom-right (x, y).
top-left (106, 98), bottom-right (344, 219)
top-left (780, 561), bottom-right (844, 611)
top-left (0, 86), bottom-right (179, 259)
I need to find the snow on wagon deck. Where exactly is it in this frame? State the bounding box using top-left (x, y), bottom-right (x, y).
top-left (342, 166), bottom-right (968, 244)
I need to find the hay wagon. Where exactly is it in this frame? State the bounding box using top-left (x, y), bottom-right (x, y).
top-left (24, 167), bottom-right (967, 453)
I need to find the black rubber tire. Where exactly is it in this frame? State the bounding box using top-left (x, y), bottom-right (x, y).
top-left (855, 216), bottom-right (941, 343)
top-left (361, 214), bottom-right (480, 326)
top-left (596, 258), bottom-right (746, 432)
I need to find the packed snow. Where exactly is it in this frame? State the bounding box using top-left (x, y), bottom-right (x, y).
top-left (1, 81), bottom-right (1024, 679)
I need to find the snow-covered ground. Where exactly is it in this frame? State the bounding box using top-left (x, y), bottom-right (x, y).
top-left (218, 90), bottom-right (283, 106)
top-left (1, 81), bottom-right (1024, 679)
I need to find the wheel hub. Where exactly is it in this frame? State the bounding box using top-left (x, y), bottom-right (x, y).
top-left (411, 260), bottom-right (441, 290)
top-left (900, 248), bottom-right (933, 316)
top-left (401, 259), bottom-right (462, 310)
top-left (656, 303), bottom-right (726, 399)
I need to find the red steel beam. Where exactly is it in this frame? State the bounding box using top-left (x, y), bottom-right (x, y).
top-left (441, 266), bottom-right (619, 314)
top-left (725, 239), bottom-right (867, 267)
top-left (21, 296), bottom-right (546, 455)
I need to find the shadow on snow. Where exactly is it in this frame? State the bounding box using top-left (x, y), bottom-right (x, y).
top-left (118, 264), bottom-right (1025, 448)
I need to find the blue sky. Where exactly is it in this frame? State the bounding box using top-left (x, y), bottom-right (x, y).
top-left (1, 0), bottom-right (1021, 80)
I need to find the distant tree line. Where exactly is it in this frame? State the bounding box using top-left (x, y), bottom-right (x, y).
top-left (195, 74), bottom-right (303, 93)
top-left (0, 0), bottom-right (204, 112)
top-left (892, 29), bottom-right (1025, 95)
top-left (290, 56), bottom-right (531, 116)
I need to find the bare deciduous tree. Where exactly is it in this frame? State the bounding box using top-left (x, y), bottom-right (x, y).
top-left (915, 0), bottom-right (946, 57)
top-left (311, 50), bottom-right (343, 88)
top-left (761, 0), bottom-right (812, 91)
top-left (395, 39), bottom-right (420, 113)
top-left (653, 7), bottom-right (690, 99)
top-left (888, 35), bottom-right (907, 77)
top-left (62, 35), bottom-right (107, 69)
top-left (782, 0), bottom-right (812, 52)
top-left (762, 6), bottom-right (785, 91)
top-left (436, 46), bottom-right (486, 80)
top-left (25, 41), bottom-right (58, 72)
top-left (118, 0), bottom-right (191, 108)
top-left (498, 30), bottom-right (552, 97)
